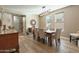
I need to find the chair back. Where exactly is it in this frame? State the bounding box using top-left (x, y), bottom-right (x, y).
top-left (34, 29), bottom-right (39, 40)
top-left (38, 29), bottom-right (45, 39)
top-left (32, 28), bottom-right (38, 40)
top-left (55, 29), bottom-right (61, 40)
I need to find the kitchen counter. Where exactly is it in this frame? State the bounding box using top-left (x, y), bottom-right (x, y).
top-left (0, 29), bottom-right (18, 35)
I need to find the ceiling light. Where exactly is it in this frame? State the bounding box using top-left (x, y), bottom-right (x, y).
top-left (42, 6), bottom-right (46, 9)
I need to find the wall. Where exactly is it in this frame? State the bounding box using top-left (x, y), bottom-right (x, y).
top-left (39, 16), bottom-right (46, 29)
top-left (26, 15), bottom-right (39, 29)
top-left (39, 5), bottom-right (79, 37)
top-left (0, 6), bottom-right (39, 33)
top-left (39, 14), bottom-right (54, 30)
top-left (0, 6), bottom-right (25, 30)
top-left (2, 13), bottom-right (13, 29)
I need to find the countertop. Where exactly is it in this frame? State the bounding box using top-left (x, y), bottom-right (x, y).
top-left (0, 29), bottom-right (18, 35)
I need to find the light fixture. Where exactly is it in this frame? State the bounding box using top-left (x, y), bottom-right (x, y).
top-left (40, 6), bottom-right (51, 16)
top-left (41, 6), bottom-right (47, 12)
top-left (42, 6), bottom-right (46, 9)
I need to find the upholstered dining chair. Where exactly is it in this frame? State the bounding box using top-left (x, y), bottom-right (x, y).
top-left (32, 28), bottom-right (39, 41)
top-left (33, 28), bottom-right (36, 40)
top-left (38, 29), bottom-right (46, 43)
top-left (52, 29), bottom-right (61, 46)
top-left (34, 29), bottom-right (39, 40)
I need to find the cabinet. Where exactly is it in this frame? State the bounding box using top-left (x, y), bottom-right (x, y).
top-left (0, 30), bottom-right (19, 52)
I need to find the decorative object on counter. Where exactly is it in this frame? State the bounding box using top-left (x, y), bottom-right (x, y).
top-left (3, 25), bottom-right (6, 32)
top-left (12, 26), bottom-right (14, 29)
top-left (8, 26), bottom-right (14, 30)
top-left (8, 26), bottom-right (11, 29)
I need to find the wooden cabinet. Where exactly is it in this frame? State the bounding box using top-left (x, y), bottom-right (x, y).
top-left (0, 31), bottom-right (19, 53)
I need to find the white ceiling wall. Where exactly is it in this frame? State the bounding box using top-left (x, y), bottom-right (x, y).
top-left (1, 5), bottom-right (69, 15)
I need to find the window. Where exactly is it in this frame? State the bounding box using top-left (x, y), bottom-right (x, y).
top-left (55, 12), bottom-right (64, 32)
top-left (46, 15), bottom-right (52, 30)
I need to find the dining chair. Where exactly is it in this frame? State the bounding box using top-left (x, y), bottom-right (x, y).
top-left (52, 29), bottom-right (61, 46)
top-left (38, 29), bottom-right (46, 43)
top-left (32, 28), bottom-right (39, 41)
top-left (34, 29), bottom-right (39, 41)
top-left (32, 28), bottom-right (36, 40)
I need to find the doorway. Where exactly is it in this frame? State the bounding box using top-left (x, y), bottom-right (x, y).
top-left (13, 15), bottom-right (26, 34)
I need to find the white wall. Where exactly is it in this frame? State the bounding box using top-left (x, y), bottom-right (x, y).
top-left (26, 15), bottom-right (39, 29)
top-left (0, 7), bottom-right (25, 30)
top-left (2, 13), bottom-right (13, 28)
top-left (0, 7), bottom-right (39, 31)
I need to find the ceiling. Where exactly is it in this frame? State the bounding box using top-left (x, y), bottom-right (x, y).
top-left (1, 5), bottom-right (69, 15)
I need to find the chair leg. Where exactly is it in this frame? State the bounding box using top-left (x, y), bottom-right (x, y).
top-left (33, 34), bottom-right (35, 40)
top-left (55, 39), bottom-right (60, 47)
top-left (70, 35), bottom-right (72, 42)
top-left (40, 38), bottom-right (45, 44)
top-left (44, 37), bottom-right (47, 44)
top-left (37, 36), bottom-right (40, 41)
top-left (58, 38), bottom-right (60, 44)
top-left (76, 39), bottom-right (78, 46)
top-left (55, 40), bottom-right (57, 46)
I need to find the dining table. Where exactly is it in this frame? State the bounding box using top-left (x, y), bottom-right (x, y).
top-left (45, 30), bottom-right (56, 46)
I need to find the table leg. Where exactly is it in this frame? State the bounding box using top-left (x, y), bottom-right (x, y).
top-left (76, 38), bottom-right (79, 46)
top-left (48, 35), bottom-right (52, 46)
top-left (70, 35), bottom-right (72, 42)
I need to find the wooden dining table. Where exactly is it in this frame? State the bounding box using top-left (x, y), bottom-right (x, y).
top-left (45, 30), bottom-right (56, 46)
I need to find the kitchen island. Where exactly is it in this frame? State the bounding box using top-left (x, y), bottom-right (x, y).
top-left (0, 29), bottom-right (19, 53)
